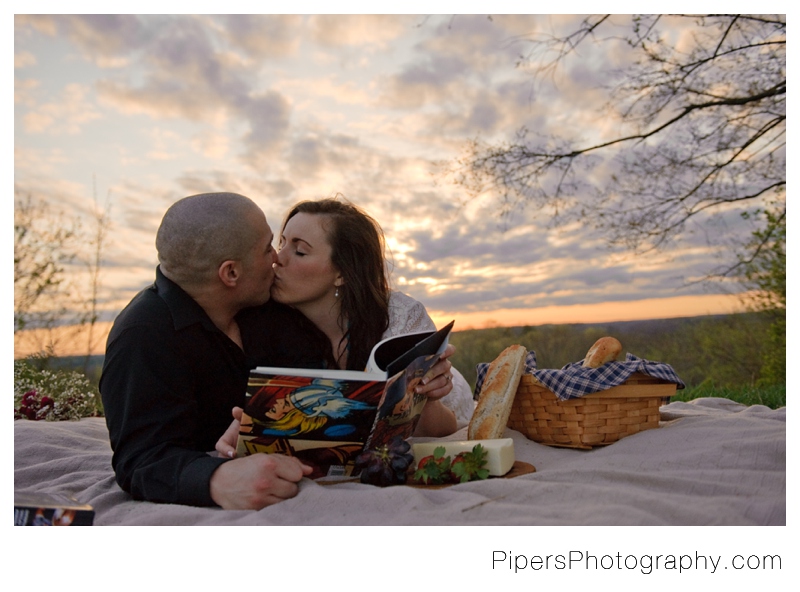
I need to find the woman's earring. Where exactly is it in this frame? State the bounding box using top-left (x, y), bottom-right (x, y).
top-left (335, 287), bottom-right (339, 298)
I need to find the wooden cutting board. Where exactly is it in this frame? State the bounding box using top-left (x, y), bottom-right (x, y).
top-left (317, 460), bottom-right (536, 488)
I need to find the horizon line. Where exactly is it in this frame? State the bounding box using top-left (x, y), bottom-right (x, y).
top-left (14, 292), bottom-right (752, 359)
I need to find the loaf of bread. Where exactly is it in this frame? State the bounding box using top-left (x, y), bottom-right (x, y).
top-left (468, 344), bottom-right (527, 440)
top-left (582, 336), bottom-right (623, 368)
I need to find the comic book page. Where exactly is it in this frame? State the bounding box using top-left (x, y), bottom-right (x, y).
top-left (236, 321), bottom-right (454, 479)
top-left (363, 351), bottom-right (446, 451)
top-left (236, 374), bottom-right (386, 478)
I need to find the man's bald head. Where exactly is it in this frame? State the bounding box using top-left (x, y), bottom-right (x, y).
top-left (156, 192), bottom-right (266, 287)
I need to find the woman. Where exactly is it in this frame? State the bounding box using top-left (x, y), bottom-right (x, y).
top-left (215, 197), bottom-right (475, 458)
top-left (269, 197), bottom-right (475, 435)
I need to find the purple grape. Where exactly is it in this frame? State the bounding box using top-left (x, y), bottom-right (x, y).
top-left (355, 437), bottom-right (414, 486)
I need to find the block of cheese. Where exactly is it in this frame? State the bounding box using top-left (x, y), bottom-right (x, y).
top-left (411, 438), bottom-right (515, 476)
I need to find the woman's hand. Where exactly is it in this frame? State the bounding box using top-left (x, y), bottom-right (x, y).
top-left (415, 343), bottom-right (456, 401)
top-left (215, 406), bottom-right (244, 459)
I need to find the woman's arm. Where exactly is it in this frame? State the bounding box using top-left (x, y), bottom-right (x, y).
top-left (413, 398), bottom-right (457, 437)
top-left (387, 291), bottom-right (476, 433)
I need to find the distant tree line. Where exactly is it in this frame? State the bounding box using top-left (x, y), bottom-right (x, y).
top-left (449, 311), bottom-right (783, 392)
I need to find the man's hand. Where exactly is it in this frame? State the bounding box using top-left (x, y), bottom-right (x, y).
top-left (415, 343), bottom-right (456, 401)
top-left (216, 406), bottom-right (243, 458)
top-left (209, 453), bottom-right (313, 510)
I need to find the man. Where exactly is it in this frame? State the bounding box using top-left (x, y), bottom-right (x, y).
top-left (100, 192), bottom-right (454, 510)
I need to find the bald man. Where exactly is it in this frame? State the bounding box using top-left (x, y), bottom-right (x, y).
top-left (100, 193), bottom-right (328, 509)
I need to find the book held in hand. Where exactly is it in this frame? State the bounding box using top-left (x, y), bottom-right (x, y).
top-left (14, 492), bottom-right (94, 526)
top-left (236, 321), bottom-right (455, 479)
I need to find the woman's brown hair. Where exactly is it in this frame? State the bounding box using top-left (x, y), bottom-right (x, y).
top-left (281, 196), bottom-right (390, 370)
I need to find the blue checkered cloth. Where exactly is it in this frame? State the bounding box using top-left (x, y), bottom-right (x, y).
top-left (474, 351), bottom-right (684, 401)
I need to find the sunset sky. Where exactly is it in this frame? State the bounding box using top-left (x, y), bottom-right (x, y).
top-left (13, 10), bottom-right (758, 355)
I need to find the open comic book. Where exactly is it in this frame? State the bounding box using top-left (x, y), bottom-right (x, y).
top-left (236, 320), bottom-right (454, 479)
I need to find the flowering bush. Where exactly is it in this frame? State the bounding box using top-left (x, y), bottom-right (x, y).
top-left (14, 359), bottom-right (102, 421)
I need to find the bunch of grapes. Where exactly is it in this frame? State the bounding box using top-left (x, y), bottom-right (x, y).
top-left (354, 435), bottom-right (414, 487)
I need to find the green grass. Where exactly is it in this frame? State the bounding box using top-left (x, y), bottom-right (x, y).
top-left (672, 383), bottom-right (785, 409)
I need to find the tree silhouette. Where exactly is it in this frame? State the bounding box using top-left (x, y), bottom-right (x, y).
top-left (14, 191), bottom-right (80, 334)
top-left (453, 14), bottom-right (785, 281)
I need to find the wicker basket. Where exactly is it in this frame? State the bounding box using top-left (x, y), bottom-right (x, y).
top-left (507, 372), bottom-right (677, 449)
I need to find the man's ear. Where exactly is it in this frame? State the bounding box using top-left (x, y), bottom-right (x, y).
top-left (218, 260), bottom-right (241, 288)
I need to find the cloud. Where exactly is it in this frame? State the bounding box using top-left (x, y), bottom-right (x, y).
top-left (287, 135), bottom-right (325, 178)
top-left (18, 16), bottom-right (294, 168)
top-left (13, 172), bottom-right (96, 220)
top-left (191, 131), bottom-right (230, 159)
top-left (15, 51), bottom-right (36, 68)
top-left (278, 74), bottom-right (375, 108)
top-left (144, 127), bottom-right (182, 161)
top-left (220, 15), bottom-right (303, 59)
top-left (14, 146), bottom-right (75, 183)
top-left (15, 14), bottom-right (58, 36)
top-left (87, 17), bottom-right (293, 167)
top-left (21, 83), bottom-right (102, 134)
top-left (386, 205), bottom-right (718, 315)
top-left (370, 18), bottom-right (552, 141)
top-left (17, 15), bottom-right (150, 66)
top-left (309, 15), bottom-right (415, 48)
top-left (63, 14), bottom-right (149, 59)
top-left (235, 91), bottom-right (293, 165)
top-left (380, 53), bottom-right (470, 110)
top-left (14, 77), bottom-right (39, 105)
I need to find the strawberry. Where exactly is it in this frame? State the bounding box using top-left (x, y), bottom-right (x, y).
top-left (450, 453), bottom-right (466, 482)
top-left (413, 446), bottom-right (452, 484)
top-left (450, 444), bottom-right (490, 483)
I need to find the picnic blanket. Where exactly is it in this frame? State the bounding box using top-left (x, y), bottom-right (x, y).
top-left (13, 398), bottom-right (785, 525)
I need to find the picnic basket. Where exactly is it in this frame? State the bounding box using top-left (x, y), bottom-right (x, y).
top-left (507, 372), bottom-right (677, 449)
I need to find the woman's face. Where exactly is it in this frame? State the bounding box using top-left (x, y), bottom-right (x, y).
top-left (271, 212), bottom-right (343, 309)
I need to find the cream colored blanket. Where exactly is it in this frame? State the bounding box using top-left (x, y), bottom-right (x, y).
top-left (13, 398), bottom-right (785, 525)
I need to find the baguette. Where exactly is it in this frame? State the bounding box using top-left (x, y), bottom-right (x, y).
top-left (582, 336), bottom-right (622, 368)
top-left (468, 344), bottom-right (527, 440)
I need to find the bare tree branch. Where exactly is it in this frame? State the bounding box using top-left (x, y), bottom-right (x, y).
top-left (450, 14), bottom-right (786, 282)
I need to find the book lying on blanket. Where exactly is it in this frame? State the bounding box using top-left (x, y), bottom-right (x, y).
top-left (236, 320), bottom-right (455, 479)
top-left (14, 492), bottom-right (95, 526)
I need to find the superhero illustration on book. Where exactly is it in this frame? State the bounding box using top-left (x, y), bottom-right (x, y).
top-left (241, 375), bottom-right (384, 440)
top-left (237, 375), bottom-right (386, 478)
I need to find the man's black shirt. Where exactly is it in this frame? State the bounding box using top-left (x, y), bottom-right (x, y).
top-left (99, 268), bottom-right (327, 506)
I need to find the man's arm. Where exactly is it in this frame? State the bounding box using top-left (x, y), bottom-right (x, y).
top-left (103, 319), bottom-right (316, 508)
top-left (209, 453), bottom-right (313, 509)
top-left (101, 323), bottom-right (227, 506)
